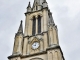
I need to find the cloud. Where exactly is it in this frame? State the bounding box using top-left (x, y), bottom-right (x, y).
top-left (47, 0), bottom-right (80, 60)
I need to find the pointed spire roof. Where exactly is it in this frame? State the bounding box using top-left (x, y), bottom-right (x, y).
top-left (43, 0), bottom-right (47, 3)
top-left (34, 0), bottom-right (46, 5)
top-left (27, 1), bottom-right (31, 8)
top-left (48, 12), bottom-right (55, 25)
top-left (17, 20), bottom-right (23, 33)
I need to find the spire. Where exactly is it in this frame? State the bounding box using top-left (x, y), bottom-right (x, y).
top-left (17, 20), bottom-right (23, 33)
top-left (34, 0), bottom-right (44, 5)
top-left (44, 0), bottom-right (47, 3)
top-left (27, 1), bottom-right (31, 8)
top-left (27, 2), bottom-right (32, 12)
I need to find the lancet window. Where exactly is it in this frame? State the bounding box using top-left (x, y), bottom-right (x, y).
top-left (32, 15), bottom-right (41, 35)
top-left (32, 16), bottom-right (36, 35)
top-left (38, 15), bottom-right (41, 33)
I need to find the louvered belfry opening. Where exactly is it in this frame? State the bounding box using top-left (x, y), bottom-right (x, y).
top-left (32, 15), bottom-right (41, 35)
top-left (38, 15), bottom-right (41, 34)
top-left (32, 16), bottom-right (36, 35)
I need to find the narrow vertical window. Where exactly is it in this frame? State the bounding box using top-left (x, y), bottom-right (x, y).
top-left (36, 6), bottom-right (38, 10)
top-left (36, 2), bottom-right (38, 10)
top-left (38, 15), bottom-right (41, 33)
top-left (32, 16), bottom-right (36, 35)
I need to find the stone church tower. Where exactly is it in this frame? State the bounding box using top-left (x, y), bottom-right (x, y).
top-left (8, 0), bottom-right (65, 60)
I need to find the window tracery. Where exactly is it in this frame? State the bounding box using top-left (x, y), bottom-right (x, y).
top-left (32, 15), bottom-right (42, 35)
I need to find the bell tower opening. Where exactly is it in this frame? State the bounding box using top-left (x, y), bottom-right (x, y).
top-left (32, 16), bottom-right (36, 35)
top-left (8, 0), bottom-right (65, 60)
top-left (38, 15), bottom-right (41, 34)
top-left (36, 6), bottom-right (38, 10)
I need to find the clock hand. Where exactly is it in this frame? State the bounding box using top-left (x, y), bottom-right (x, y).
top-left (35, 44), bottom-right (36, 46)
top-left (34, 43), bottom-right (36, 46)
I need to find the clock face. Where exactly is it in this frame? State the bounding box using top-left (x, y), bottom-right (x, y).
top-left (32, 42), bottom-right (39, 49)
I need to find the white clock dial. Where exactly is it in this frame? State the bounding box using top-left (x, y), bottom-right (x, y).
top-left (32, 42), bottom-right (39, 49)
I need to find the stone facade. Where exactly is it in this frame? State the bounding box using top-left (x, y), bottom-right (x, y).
top-left (8, 0), bottom-right (65, 60)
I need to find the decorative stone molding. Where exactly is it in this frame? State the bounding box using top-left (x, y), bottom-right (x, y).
top-left (30, 58), bottom-right (43, 60)
top-left (37, 13), bottom-right (43, 17)
top-left (30, 15), bottom-right (36, 20)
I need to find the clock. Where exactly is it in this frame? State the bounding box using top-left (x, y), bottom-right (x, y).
top-left (32, 42), bottom-right (39, 49)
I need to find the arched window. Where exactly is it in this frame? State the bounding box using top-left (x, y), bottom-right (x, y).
top-left (38, 15), bottom-right (41, 33)
top-left (32, 16), bottom-right (36, 35)
top-left (36, 6), bottom-right (38, 10)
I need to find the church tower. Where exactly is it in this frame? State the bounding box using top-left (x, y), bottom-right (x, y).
top-left (8, 0), bottom-right (65, 60)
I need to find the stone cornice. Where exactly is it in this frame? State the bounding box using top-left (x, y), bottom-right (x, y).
top-left (25, 7), bottom-right (48, 16)
top-left (8, 45), bottom-right (65, 60)
top-left (23, 31), bottom-right (48, 38)
top-left (8, 54), bottom-right (22, 59)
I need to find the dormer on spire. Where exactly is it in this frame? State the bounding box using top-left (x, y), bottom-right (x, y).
top-left (27, 2), bottom-right (32, 12)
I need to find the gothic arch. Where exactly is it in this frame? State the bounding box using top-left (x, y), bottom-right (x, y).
top-left (31, 37), bottom-right (40, 44)
top-left (37, 13), bottom-right (43, 17)
top-left (49, 52), bottom-right (53, 60)
top-left (30, 57), bottom-right (43, 60)
top-left (54, 51), bottom-right (59, 60)
top-left (30, 15), bottom-right (36, 20)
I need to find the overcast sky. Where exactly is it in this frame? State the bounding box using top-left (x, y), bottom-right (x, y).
top-left (0, 0), bottom-right (80, 60)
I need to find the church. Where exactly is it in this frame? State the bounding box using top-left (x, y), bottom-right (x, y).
top-left (8, 0), bottom-right (65, 60)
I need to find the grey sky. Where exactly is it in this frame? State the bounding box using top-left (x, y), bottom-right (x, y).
top-left (0, 0), bottom-right (80, 60)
